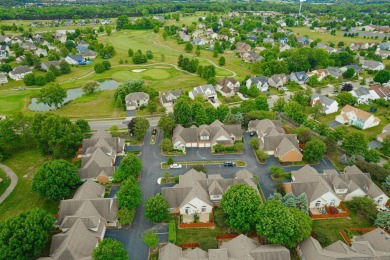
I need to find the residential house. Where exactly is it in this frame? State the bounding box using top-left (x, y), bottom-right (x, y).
top-left (369, 86), bottom-right (390, 101)
top-left (217, 77), bottom-right (240, 97)
top-left (65, 54), bottom-right (84, 65)
top-left (290, 164), bottom-right (389, 209)
top-left (268, 74), bottom-right (288, 89)
top-left (247, 35), bottom-right (258, 43)
top-left (350, 42), bottom-right (368, 51)
top-left (297, 36), bottom-right (310, 45)
top-left (263, 38), bottom-right (275, 44)
top-left (246, 76), bottom-right (268, 92)
top-left (242, 51), bottom-right (263, 63)
top-left (350, 87), bottom-right (375, 104)
top-left (0, 45), bottom-right (10, 60)
top-left (46, 181), bottom-right (118, 259)
top-left (307, 69), bottom-right (329, 81)
top-left (160, 90), bottom-right (182, 112)
top-left (125, 92), bottom-right (149, 110)
top-left (248, 119), bottom-right (302, 162)
top-left (41, 61), bottom-right (60, 71)
top-left (101, 19), bottom-right (110, 25)
top-left (192, 38), bottom-right (207, 46)
top-left (310, 93), bottom-right (339, 115)
top-left (326, 67), bottom-right (343, 78)
top-left (191, 30), bottom-right (204, 38)
top-left (235, 42), bottom-right (251, 52)
top-left (377, 123), bottom-right (390, 142)
top-left (340, 64), bottom-right (362, 74)
top-left (172, 120), bottom-right (242, 152)
top-left (189, 84), bottom-right (217, 100)
top-left (20, 42), bottom-right (37, 51)
top-left (361, 59), bottom-right (385, 71)
top-left (178, 31), bottom-right (190, 42)
top-left (298, 228), bottom-right (390, 260)
top-left (279, 43), bottom-right (291, 52)
top-left (162, 169), bottom-right (257, 222)
top-left (35, 48), bottom-right (47, 57)
top-left (8, 66), bottom-right (32, 80)
top-left (80, 50), bottom-right (98, 59)
top-left (159, 234), bottom-right (290, 260)
top-left (0, 73), bottom-right (8, 85)
top-left (78, 129), bottom-right (125, 182)
top-left (278, 37), bottom-right (288, 44)
top-left (379, 42), bottom-right (390, 50)
top-left (290, 71), bottom-right (309, 85)
top-left (76, 40), bottom-right (89, 53)
top-left (336, 105), bottom-right (380, 129)
top-left (376, 49), bottom-right (390, 59)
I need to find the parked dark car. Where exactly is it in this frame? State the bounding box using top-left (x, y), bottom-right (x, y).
top-left (224, 161), bottom-right (236, 167)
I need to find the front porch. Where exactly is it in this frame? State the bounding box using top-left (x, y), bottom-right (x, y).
top-left (182, 213), bottom-right (211, 224)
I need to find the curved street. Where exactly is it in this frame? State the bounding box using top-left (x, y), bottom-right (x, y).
top-left (0, 163), bottom-right (18, 204)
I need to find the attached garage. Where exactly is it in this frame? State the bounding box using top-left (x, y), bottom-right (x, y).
top-left (205, 143), bottom-right (211, 147)
top-left (191, 143), bottom-right (198, 147)
top-left (199, 143), bottom-right (205, 147)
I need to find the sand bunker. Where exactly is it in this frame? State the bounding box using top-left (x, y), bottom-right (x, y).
top-left (132, 69), bottom-right (146, 73)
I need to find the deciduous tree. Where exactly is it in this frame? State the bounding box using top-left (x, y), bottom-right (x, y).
top-left (82, 81), bottom-right (100, 94)
top-left (303, 138), bottom-right (327, 163)
top-left (0, 209), bottom-right (55, 259)
top-left (117, 177), bottom-right (142, 210)
top-left (92, 238), bottom-right (128, 260)
top-left (32, 160), bottom-right (80, 201)
top-left (341, 132), bottom-right (368, 155)
top-left (145, 194), bottom-right (169, 223)
top-left (114, 153), bottom-right (142, 181)
top-left (37, 83), bottom-right (67, 108)
top-left (375, 212), bottom-right (390, 229)
top-left (221, 184), bottom-right (261, 232)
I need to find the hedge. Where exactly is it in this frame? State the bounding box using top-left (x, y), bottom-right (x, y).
top-left (168, 220), bottom-right (176, 243)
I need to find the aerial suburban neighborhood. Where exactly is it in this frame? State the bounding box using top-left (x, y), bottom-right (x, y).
top-left (0, 0), bottom-right (390, 260)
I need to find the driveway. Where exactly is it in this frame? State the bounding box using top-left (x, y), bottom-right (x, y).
top-left (328, 121), bottom-right (342, 128)
top-left (106, 129), bottom-right (340, 259)
top-left (369, 140), bottom-right (382, 149)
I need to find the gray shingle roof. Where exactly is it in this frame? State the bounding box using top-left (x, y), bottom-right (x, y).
top-left (352, 87), bottom-right (370, 97)
top-left (72, 181), bottom-right (105, 200)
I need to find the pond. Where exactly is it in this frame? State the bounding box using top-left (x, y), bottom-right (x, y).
top-left (28, 80), bottom-right (121, 112)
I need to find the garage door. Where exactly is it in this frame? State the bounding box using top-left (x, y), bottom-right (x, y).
top-left (191, 143), bottom-right (197, 147)
top-left (199, 143), bottom-right (205, 147)
top-left (205, 143), bottom-right (211, 147)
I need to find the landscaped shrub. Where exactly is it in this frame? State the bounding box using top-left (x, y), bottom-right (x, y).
top-left (214, 210), bottom-right (228, 227)
top-left (198, 237), bottom-right (218, 251)
top-left (168, 220), bottom-right (176, 243)
top-left (255, 150), bottom-right (269, 162)
top-left (328, 206), bottom-right (339, 214)
top-left (117, 207), bottom-right (135, 225)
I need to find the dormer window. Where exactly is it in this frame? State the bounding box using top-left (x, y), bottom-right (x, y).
top-left (200, 135), bottom-right (209, 141)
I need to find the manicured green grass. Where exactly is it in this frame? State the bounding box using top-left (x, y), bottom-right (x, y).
top-left (0, 90), bottom-right (36, 115)
top-left (0, 149), bottom-right (58, 222)
top-left (0, 168), bottom-right (11, 197)
top-left (52, 90), bottom-right (126, 119)
top-left (289, 27), bottom-right (382, 46)
top-left (312, 201), bottom-right (373, 247)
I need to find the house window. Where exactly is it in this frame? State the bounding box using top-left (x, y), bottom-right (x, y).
top-left (315, 200), bottom-right (321, 207)
top-left (213, 195), bottom-right (219, 199)
top-left (201, 206), bottom-right (207, 213)
top-left (330, 200), bottom-right (336, 206)
top-left (377, 197), bottom-right (383, 204)
top-left (200, 136), bottom-right (209, 141)
top-left (185, 207), bottom-right (190, 214)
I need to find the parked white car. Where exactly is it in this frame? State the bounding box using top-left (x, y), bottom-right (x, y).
top-left (170, 164), bottom-right (182, 169)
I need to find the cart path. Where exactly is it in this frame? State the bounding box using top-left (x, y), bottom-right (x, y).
top-left (0, 163), bottom-right (18, 204)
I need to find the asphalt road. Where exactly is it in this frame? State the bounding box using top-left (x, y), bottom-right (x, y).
top-left (105, 128), bottom-right (340, 260)
top-left (88, 116), bottom-right (161, 130)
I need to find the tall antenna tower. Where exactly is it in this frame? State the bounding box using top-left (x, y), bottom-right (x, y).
top-left (295, 0), bottom-right (306, 26)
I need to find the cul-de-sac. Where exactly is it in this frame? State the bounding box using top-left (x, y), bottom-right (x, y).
top-left (0, 1), bottom-right (390, 259)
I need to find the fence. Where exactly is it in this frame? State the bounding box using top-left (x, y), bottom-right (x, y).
top-left (178, 222), bottom-right (215, 229)
top-left (310, 202), bottom-right (350, 219)
top-left (340, 228), bottom-right (378, 246)
top-left (180, 243), bottom-right (199, 248)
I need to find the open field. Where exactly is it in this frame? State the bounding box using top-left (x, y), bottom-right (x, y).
top-left (289, 27), bottom-right (383, 46)
top-left (0, 149), bottom-right (58, 222)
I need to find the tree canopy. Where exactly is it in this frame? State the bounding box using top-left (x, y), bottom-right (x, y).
top-left (117, 177), bottom-right (142, 210)
top-left (256, 200), bottom-right (312, 248)
top-left (220, 184), bottom-right (261, 232)
top-left (32, 160), bottom-right (80, 201)
top-left (303, 138), bottom-right (327, 163)
top-left (114, 153), bottom-right (142, 181)
top-left (92, 238), bottom-right (128, 260)
top-left (145, 194), bottom-right (169, 223)
top-left (37, 83), bottom-right (67, 108)
top-left (0, 209), bottom-right (55, 259)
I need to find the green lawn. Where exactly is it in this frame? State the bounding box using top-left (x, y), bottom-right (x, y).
top-left (289, 27), bottom-right (383, 46)
top-left (312, 201), bottom-right (373, 247)
top-left (0, 168), bottom-right (11, 197)
top-left (0, 149), bottom-right (58, 222)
